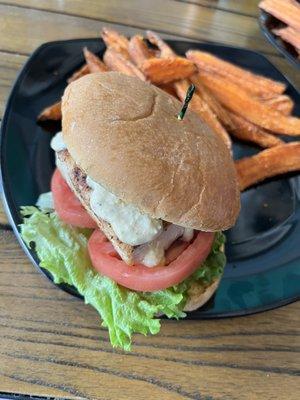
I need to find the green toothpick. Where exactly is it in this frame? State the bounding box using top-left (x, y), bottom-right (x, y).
top-left (177, 84), bottom-right (195, 120)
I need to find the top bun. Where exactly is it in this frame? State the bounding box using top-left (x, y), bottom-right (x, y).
top-left (62, 72), bottom-right (240, 231)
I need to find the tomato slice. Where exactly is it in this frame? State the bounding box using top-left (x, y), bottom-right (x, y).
top-left (51, 168), bottom-right (98, 229)
top-left (88, 229), bottom-right (214, 292)
top-left (165, 240), bottom-right (189, 265)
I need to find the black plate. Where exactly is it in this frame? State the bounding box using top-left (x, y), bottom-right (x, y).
top-left (1, 38), bottom-right (300, 318)
top-left (259, 9), bottom-right (300, 69)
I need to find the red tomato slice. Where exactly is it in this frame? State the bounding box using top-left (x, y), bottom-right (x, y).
top-left (165, 240), bottom-right (189, 265)
top-left (88, 229), bottom-right (214, 292)
top-left (51, 168), bottom-right (97, 229)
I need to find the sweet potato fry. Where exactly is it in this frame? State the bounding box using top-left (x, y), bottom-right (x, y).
top-left (128, 35), bottom-right (155, 66)
top-left (191, 74), bottom-right (234, 129)
top-left (264, 95), bottom-right (294, 116)
top-left (259, 0), bottom-right (300, 32)
top-left (67, 64), bottom-right (90, 83)
top-left (101, 27), bottom-right (130, 59)
top-left (141, 57), bottom-right (196, 84)
top-left (186, 50), bottom-right (286, 98)
top-left (143, 32), bottom-right (232, 134)
top-left (273, 26), bottom-right (300, 52)
top-left (146, 30), bottom-right (176, 58)
top-left (38, 101), bottom-right (62, 121)
top-left (129, 33), bottom-right (178, 97)
top-left (103, 47), bottom-right (146, 80)
top-left (174, 79), bottom-right (232, 150)
top-left (229, 113), bottom-right (283, 148)
top-left (199, 71), bottom-right (300, 136)
top-left (158, 83), bottom-right (178, 98)
top-left (83, 47), bottom-right (108, 73)
top-left (235, 142), bottom-right (300, 191)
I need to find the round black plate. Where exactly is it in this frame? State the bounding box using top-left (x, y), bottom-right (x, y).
top-left (1, 38), bottom-right (300, 318)
top-left (259, 9), bottom-right (300, 70)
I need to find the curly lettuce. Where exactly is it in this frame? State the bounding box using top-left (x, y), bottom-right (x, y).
top-left (20, 207), bottom-right (225, 350)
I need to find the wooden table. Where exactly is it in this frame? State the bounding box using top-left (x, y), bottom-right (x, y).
top-left (0, 1), bottom-right (299, 399)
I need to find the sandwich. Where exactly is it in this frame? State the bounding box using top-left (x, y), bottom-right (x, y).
top-left (21, 72), bottom-right (240, 350)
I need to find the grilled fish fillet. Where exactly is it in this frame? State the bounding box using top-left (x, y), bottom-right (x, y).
top-left (56, 149), bottom-right (134, 264)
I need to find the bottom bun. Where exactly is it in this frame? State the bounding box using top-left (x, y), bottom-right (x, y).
top-left (183, 277), bottom-right (221, 312)
top-left (183, 243), bottom-right (224, 312)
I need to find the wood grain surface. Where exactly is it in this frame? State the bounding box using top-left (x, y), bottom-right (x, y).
top-left (0, 1), bottom-right (299, 399)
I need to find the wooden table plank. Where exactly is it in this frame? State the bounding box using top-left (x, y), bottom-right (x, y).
top-left (0, 2), bottom-right (279, 56)
top-left (0, 230), bottom-right (299, 400)
top-left (0, 51), bottom-right (27, 119)
top-left (0, 202), bottom-right (10, 227)
top-left (179, 0), bottom-right (259, 16)
top-left (0, 4), bottom-right (147, 56)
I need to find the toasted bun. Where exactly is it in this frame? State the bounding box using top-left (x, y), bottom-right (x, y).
top-left (183, 277), bottom-right (220, 312)
top-left (62, 72), bottom-right (240, 231)
top-left (183, 242), bottom-right (224, 312)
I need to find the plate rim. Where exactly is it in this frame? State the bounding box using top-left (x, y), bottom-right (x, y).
top-left (1, 37), bottom-right (299, 319)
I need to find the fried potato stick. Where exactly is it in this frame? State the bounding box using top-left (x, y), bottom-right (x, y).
top-left (187, 50), bottom-right (286, 98)
top-left (101, 27), bottom-right (130, 59)
top-left (199, 71), bottom-right (300, 136)
top-left (191, 74), bottom-right (234, 129)
top-left (158, 83), bottom-right (178, 97)
top-left (264, 95), bottom-right (294, 116)
top-left (128, 35), bottom-right (156, 66)
top-left (236, 142), bottom-right (300, 190)
top-left (142, 32), bottom-right (231, 149)
top-left (38, 101), bottom-right (62, 121)
top-left (141, 57), bottom-right (196, 84)
top-left (67, 63), bottom-right (90, 83)
top-left (146, 30), bottom-right (176, 58)
top-left (273, 26), bottom-right (300, 53)
top-left (174, 79), bottom-right (232, 150)
top-left (229, 113), bottom-right (283, 148)
top-left (83, 47), bottom-right (108, 73)
top-left (103, 47), bottom-right (146, 80)
top-left (259, 0), bottom-right (300, 32)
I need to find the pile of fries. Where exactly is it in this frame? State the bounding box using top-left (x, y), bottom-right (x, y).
top-left (259, 0), bottom-right (300, 58)
top-left (38, 28), bottom-right (300, 191)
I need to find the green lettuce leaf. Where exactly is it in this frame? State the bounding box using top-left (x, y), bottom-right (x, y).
top-left (20, 206), bottom-right (225, 350)
top-left (190, 231), bottom-right (226, 285)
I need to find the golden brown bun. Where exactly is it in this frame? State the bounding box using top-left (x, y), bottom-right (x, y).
top-left (183, 277), bottom-right (220, 311)
top-left (62, 72), bottom-right (240, 231)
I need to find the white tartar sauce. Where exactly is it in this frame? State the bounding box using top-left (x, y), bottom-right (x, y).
top-left (141, 243), bottom-right (165, 267)
top-left (50, 131), bottom-right (66, 152)
top-left (36, 191), bottom-right (54, 210)
top-left (133, 224), bottom-right (194, 267)
top-left (86, 176), bottom-right (163, 246)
